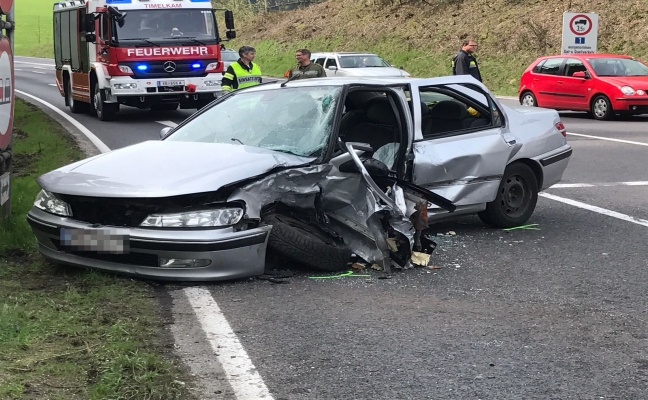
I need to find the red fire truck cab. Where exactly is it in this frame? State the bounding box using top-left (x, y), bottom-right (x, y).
top-left (53, 0), bottom-right (236, 121)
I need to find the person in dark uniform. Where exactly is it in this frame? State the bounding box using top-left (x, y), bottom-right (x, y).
top-left (288, 49), bottom-right (326, 80)
top-left (452, 40), bottom-right (482, 82)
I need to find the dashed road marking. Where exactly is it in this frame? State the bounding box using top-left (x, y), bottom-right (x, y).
top-left (568, 132), bottom-right (648, 147)
top-left (541, 192), bottom-right (648, 227)
top-left (156, 120), bottom-right (178, 128)
top-left (552, 181), bottom-right (648, 188)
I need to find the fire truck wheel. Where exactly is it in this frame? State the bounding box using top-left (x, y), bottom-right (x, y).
top-left (92, 84), bottom-right (118, 121)
top-left (66, 78), bottom-right (87, 114)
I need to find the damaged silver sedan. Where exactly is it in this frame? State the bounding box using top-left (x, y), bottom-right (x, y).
top-left (27, 76), bottom-right (572, 280)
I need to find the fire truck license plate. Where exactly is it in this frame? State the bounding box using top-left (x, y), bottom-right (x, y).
top-left (158, 80), bottom-right (185, 87)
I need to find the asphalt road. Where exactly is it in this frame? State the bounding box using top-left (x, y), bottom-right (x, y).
top-left (16, 56), bottom-right (648, 399)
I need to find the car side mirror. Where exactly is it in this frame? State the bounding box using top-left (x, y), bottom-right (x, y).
top-left (85, 13), bottom-right (96, 33)
top-left (85, 33), bottom-right (96, 43)
top-left (226, 30), bottom-right (236, 40)
top-left (572, 71), bottom-right (588, 78)
top-left (224, 10), bottom-right (235, 30)
top-left (160, 127), bottom-right (173, 139)
top-left (327, 66), bottom-right (338, 71)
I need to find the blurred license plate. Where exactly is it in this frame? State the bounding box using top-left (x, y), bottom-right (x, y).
top-left (60, 228), bottom-right (129, 254)
top-left (158, 80), bottom-right (184, 87)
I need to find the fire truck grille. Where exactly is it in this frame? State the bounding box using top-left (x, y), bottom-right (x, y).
top-left (121, 59), bottom-right (218, 79)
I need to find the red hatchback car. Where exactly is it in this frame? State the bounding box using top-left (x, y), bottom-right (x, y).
top-left (519, 54), bottom-right (648, 120)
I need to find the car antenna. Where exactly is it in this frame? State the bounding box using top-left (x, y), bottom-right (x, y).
top-left (280, 73), bottom-right (300, 87)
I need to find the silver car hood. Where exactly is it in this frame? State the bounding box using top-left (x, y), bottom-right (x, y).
top-left (37, 141), bottom-right (314, 198)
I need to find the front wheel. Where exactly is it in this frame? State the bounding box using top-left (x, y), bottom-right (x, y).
top-left (591, 95), bottom-right (613, 120)
top-left (520, 91), bottom-right (537, 107)
top-left (478, 163), bottom-right (539, 228)
top-left (92, 83), bottom-right (118, 121)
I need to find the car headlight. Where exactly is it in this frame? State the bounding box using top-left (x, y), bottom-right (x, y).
top-left (34, 189), bottom-right (72, 216)
top-left (140, 208), bottom-right (244, 227)
top-left (621, 86), bottom-right (635, 95)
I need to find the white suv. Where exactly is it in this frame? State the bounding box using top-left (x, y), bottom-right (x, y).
top-left (310, 52), bottom-right (411, 78)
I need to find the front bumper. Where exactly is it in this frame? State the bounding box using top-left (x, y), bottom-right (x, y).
top-left (612, 97), bottom-right (648, 114)
top-left (27, 207), bottom-right (270, 281)
top-left (109, 74), bottom-right (224, 97)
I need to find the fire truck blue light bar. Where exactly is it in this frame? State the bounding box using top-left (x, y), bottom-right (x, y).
top-left (105, 0), bottom-right (132, 4)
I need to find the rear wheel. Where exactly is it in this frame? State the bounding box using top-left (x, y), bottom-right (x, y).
top-left (478, 163), bottom-right (539, 228)
top-left (92, 83), bottom-right (118, 121)
top-left (265, 214), bottom-right (352, 272)
top-left (591, 94), bottom-right (613, 120)
top-left (66, 78), bottom-right (87, 114)
top-left (520, 91), bottom-right (537, 107)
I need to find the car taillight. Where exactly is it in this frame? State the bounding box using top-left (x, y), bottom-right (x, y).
top-left (205, 62), bottom-right (221, 73)
top-left (555, 121), bottom-right (567, 137)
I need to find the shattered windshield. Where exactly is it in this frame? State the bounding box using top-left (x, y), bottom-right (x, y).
top-left (166, 86), bottom-right (342, 157)
top-left (115, 9), bottom-right (217, 42)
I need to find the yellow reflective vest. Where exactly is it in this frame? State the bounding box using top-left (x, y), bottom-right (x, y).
top-left (222, 61), bottom-right (262, 92)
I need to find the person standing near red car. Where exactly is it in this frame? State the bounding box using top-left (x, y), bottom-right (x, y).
top-left (452, 40), bottom-right (482, 82)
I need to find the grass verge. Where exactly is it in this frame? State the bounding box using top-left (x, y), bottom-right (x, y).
top-left (0, 100), bottom-right (193, 400)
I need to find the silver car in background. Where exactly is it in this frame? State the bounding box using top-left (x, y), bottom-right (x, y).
top-left (311, 52), bottom-right (411, 78)
top-left (28, 76), bottom-right (571, 281)
top-left (220, 48), bottom-right (238, 71)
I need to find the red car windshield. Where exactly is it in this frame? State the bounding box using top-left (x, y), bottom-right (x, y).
top-left (589, 58), bottom-right (648, 77)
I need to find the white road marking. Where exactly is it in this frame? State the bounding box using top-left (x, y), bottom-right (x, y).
top-left (33, 66), bottom-right (53, 70)
top-left (16, 90), bottom-right (111, 153)
top-left (32, 71), bottom-right (46, 74)
top-left (568, 132), bottom-right (648, 147)
top-left (156, 120), bottom-right (178, 128)
top-left (552, 181), bottom-right (648, 189)
top-left (49, 84), bottom-right (57, 87)
top-left (540, 193), bottom-right (648, 227)
top-left (15, 61), bottom-right (55, 67)
top-left (184, 287), bottom-right (274, 400)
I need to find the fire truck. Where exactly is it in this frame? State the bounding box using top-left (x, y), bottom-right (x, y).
top-left (53, 0), bottom-right (236, 121)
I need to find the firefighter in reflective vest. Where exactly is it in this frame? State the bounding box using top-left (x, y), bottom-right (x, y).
top-left (451, 39), bottom-right (482, 82)
top-left (221, 46), bottom-right (262, 92)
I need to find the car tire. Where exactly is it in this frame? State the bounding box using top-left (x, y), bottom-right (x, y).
top-left (93, 83), bottom-right (118, 121)
top-left (591, 94), bottom-right (614, 120)
top-left (265, 214), bottom-right (352, 272)
top-left (478, 163), bottom-right (539, 228)
top-left (66, 78), bottom-right (87, 114)
top-left (520, 91), bottom-right (537, 107)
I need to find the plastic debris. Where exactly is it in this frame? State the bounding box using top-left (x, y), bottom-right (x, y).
top-left (410, 251), bottom-right (431, 267)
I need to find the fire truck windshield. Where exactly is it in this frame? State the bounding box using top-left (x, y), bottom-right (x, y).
top-left (115, 9), bottom-right (218, 43)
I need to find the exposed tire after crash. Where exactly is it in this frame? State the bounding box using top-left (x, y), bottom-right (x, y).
top-left (591, 94), bottom-right (613, 120)
top-left (520, 91), bottom-right (537, 107)
top-left (265, 214), bottom-right (352, 272)
top-left (478, 163), bottom-right (539, 228)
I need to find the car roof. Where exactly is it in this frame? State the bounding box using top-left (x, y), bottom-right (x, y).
top-left (311, 52), bottom-right (380, 57)
top-left (241, 75), bottom-right (486, 92)
top-left (538, 53), bottom-right (634, 60)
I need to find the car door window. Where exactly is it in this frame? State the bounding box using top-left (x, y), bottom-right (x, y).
top-left (325, 58), bottom-right (338, 68)
top-left (564, 58), bottom-right (587, 77)
top-left (538, 58), bottom-right (564, 75)
top-left (417, 85), bottom-right (496, 139)
top-left (532, 60), bottom-right (546, 73)
top-left (314, 57), bottom-right (325, 66)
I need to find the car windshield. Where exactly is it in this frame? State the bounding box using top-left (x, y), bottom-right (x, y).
top-left (166, 86), bottom-right (342, 157)
top-left (115, 9), bottom-right (217, 42)
top-left (339, 55), bottom-right (391, 68)
top-left (221, 51), bottom-right (238, 61)
top-left (589, 58), bottom-right (648, 76)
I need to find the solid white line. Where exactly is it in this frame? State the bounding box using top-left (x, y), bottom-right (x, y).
top-left (16, 90), bottom-right (111, 154)
top-left (32, 71), bottom-right (46, 74)
top-left (552, 181), bottom-right (648, 189)
top-left (540, 192), bottom-right (648, 227)
top-left (49, 83), bottom-right (57, 86)
top-left (33, 66), bottom-right (53, 70)
top-left (156, 120), bottom-right (178, 128)
top-left (184, 287), bottom-right (274, 400)
top-left (567, 132), bottom-right (648, 147)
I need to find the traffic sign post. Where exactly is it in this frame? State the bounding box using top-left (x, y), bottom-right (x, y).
top-left (0, 0), bottom-right (14, 220)
top-left (561, 12), bottom-right (598, 54)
